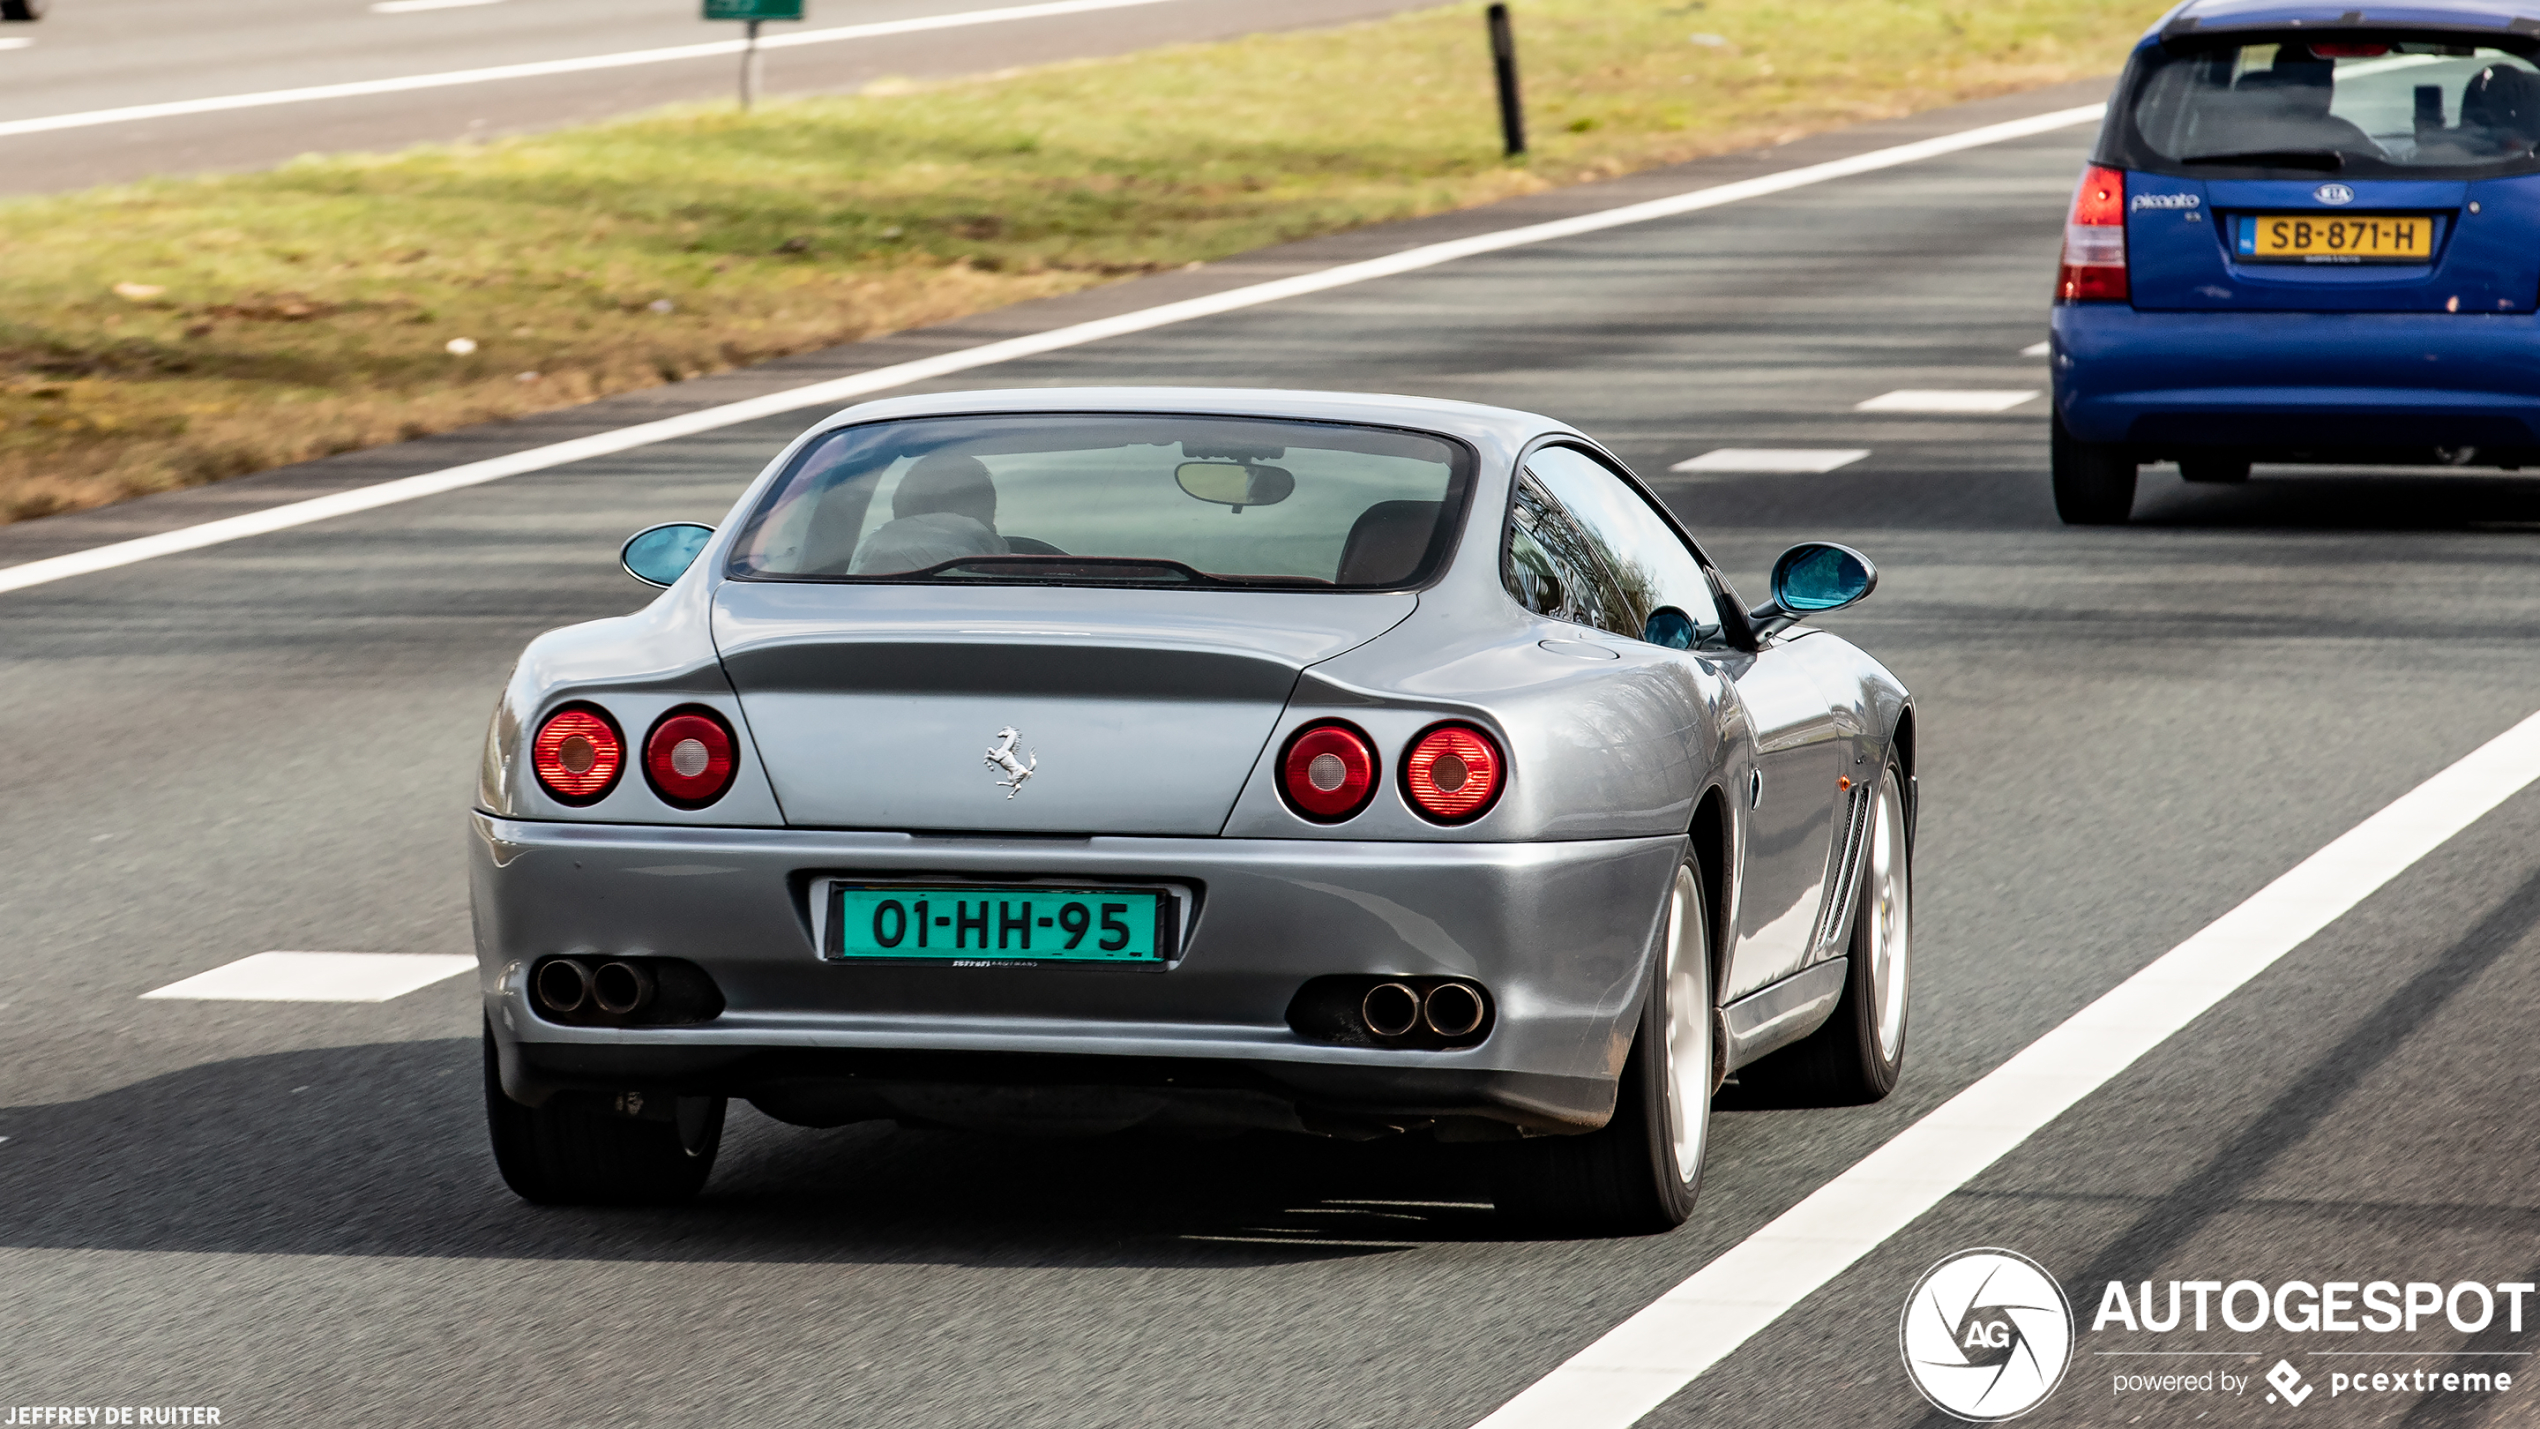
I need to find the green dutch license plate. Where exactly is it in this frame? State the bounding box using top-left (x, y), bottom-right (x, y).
top-left (827, 885), bottom-right (1167, 964)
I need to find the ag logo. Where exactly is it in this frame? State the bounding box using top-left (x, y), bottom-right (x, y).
top-left (1900, 1249), bottom-right (2074, 1421)
top-left (2314, 182), bottom-right (2356, 205)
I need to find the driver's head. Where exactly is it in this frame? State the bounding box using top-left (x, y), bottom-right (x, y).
top-left (892, 452), bottom-right (997, 528)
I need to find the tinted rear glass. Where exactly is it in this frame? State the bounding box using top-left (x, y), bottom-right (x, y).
top-left (2115, 34), bottom-right (2540, 178)
top-left (726, 414), bottom-right (1471, 589)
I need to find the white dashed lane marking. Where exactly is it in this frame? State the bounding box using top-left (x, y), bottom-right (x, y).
top-left (1856, 389), bottom-right (2040, 413)
top-left (1670, 449), bottom-right (1869, 475)
top-left (141, 952), bottom-right (475, 1002)
top-left (2021, 340), bottom-right (2052, 357)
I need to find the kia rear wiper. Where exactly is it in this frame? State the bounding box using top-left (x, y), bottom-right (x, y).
top-left (2179, 149), bottom-right (2347, 171)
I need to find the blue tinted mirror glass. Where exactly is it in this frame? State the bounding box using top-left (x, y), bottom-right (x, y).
top-left (1642, 606), bottom-right (1697, 650)
top-left (1770, 542), bottom-right (1875, 613)
top-left (621, 523), bottom-right (714, 588)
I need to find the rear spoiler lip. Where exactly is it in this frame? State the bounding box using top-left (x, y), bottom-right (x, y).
top-left (2159, 12), bottom-right (2540, 44)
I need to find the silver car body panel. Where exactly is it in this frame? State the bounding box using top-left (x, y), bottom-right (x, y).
top-left (473, 387), bottom-right (1914, 1136)
top-left (713, 583), bottom-right (1416, 834)
top-left (471, 813), bottom-right (1684, 1131)
top-left (1720, 956), bottom-right (1849, 1068)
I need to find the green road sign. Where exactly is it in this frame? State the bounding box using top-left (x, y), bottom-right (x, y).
top-left (704, 0), bottom-right (800, 19)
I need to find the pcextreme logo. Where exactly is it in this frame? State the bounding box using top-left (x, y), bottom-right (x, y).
top-left (1901, 1249), bottom-right (2076, 1421)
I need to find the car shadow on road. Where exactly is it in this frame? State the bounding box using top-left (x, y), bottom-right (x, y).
top-left (2135, 470), bottom-right (2540, 529)
top-left (0, 1038), bottom-right (1509, 1268)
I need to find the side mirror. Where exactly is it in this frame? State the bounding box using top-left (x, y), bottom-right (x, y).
top-left (1641, 606), bottom-right (1721, 651)
top-left (1749, 542), bottom-right (1876, 637)
top-left (621, 523), bottom-right (714, 588)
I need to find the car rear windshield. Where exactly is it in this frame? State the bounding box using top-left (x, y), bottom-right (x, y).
top-left (725, 413), bottom-right (1472, 589)
top-left (2114, 33), bottom-right (2540, 179)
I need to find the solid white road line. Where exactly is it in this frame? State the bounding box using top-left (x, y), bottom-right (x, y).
top-left (0, 102), bottom-right (2103, 598)
top-left (0, 0), bottom-right (1184, 139)
top-left (141, 951), bottom-right (475, 1002)
top-left (1857, 389), bottom-right (2040, 413)
top-left (1669, 449), bottom-right (1868, 475)
top-left (1472, 707), bottom-right (2540, 1429)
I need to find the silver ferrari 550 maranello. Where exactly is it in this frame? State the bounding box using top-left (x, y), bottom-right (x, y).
top-left (473, 386), bottom-right (1914, 1233)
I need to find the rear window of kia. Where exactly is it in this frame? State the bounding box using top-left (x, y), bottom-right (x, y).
top-left (2116, 35), bottom-right (2540, 179)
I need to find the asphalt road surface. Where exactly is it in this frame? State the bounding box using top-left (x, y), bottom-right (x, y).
top-left (5, 79), bottom-right (2539, 1429)
top-left (0, 0), bottom-right (1434, 194)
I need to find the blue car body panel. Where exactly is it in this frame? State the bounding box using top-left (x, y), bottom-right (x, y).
top-left (2056, 0), bottom-right (2540, 455)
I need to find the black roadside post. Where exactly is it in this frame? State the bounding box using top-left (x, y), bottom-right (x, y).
top-left (1487, 3), bottom-right (1526, 158)
top-left (703, 0), bottom-right (805, 112)
top-left (0, 0), bottom-right (45, 22)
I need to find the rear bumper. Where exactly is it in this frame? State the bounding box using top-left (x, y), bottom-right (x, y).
top-left (470, 814), bottom-right (1684, 1134)
top-left (2052, 306), bottom-right (2540, 453)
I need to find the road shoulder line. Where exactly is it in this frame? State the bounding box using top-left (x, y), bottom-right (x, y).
top-left (1469, 706), bottom-right (2540, 1429)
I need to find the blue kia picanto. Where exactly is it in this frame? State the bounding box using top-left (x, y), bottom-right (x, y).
top-left (2051, 0), bottom-right (2540, 522)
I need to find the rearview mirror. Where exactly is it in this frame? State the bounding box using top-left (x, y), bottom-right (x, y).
top-left (1750, 542), bottom-right (1876, 636)
top-left (1176, 461), bottom-right (1294, 511)
top-left (621, 523), bottom-right (714, 588)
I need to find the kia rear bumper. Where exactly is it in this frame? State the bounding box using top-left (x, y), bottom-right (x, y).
top-left (2052, 306), bottom-right (2540, 455)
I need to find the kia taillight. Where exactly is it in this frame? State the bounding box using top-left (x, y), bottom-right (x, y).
top-left (532, 705), bottom-right (624, 805)
top-left (643, 707), bottom-right (739, 808)
top-left (2058, 163), bottom-right (2128, 303)
top-left (1402, 724), bottom-right (1503, 823)
top-left (1280, 722), bottom-right (1378, 821)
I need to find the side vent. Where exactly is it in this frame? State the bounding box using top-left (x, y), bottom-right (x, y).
top-left (1810, 781), bottom-right (1876, 957)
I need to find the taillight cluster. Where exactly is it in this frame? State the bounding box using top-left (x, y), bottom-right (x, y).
top-left (1277, 720), bottom-right (1505, 825)
top-left (530, 705), bottom-right (623, 805)
top-left (2058, 163), bottom-right (2128, 303)
top-left (1403, 726), bottom-right (1501, 822)
top-left (643, 709), bottom-right (737, 808)
top-left (532, 703), bottom-right (739, 809)
top-left (1282, 724), bottom-right (1377, 820)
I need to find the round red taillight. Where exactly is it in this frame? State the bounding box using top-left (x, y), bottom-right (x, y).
top-left (1402, 724), bottom-right (1503, 823)
top-left (532, 705), bottom-right (624, 805)
top-left (643, 707), bottom-right (738, 808)
top-left (1279, 722), bottom-right (1378, 821)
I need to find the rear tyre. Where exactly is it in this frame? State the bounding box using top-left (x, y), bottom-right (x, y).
top-left (1491, 863), bottom-right (1711, 1236)
top-left (2178, 455), bottom-right (2251, 484)
top-left (1732, 760), bottom-right (1911, 1105)
top-left (2051, 414), bottom-right (2138, 524)
top-left (484, 1024), bottom-right (724, 1205)
top-left (0, 0), bottom-right (45, 20)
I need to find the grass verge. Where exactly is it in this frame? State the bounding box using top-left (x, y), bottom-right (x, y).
top-left (0, 0), bottom-right (2157, 524)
